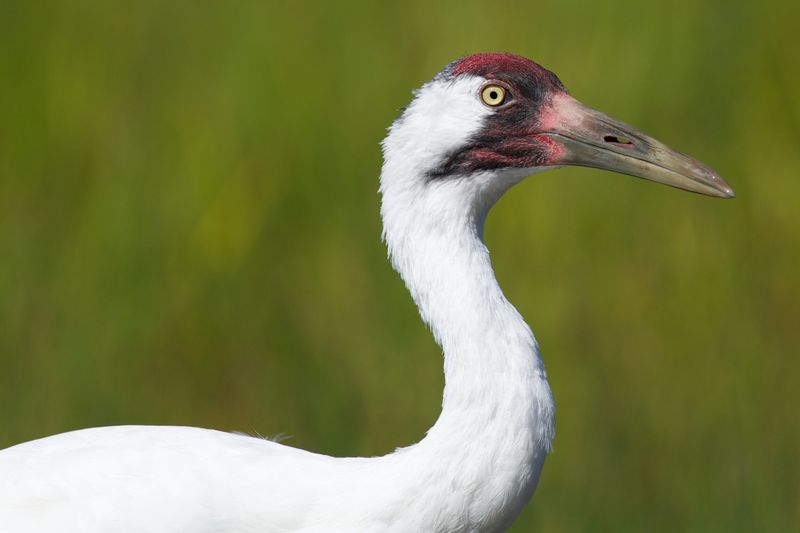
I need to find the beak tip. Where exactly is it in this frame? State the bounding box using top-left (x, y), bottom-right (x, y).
top-left (711, 175), bottom-right (735, 199)
top-left (701, 169), bottom-right (734, 199)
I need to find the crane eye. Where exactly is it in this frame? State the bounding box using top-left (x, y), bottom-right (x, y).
top-left (481, 85), bottom-right (506, 107)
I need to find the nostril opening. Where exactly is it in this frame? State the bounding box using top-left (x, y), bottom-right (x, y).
top-left (603, 134), bottom-right (634, 148)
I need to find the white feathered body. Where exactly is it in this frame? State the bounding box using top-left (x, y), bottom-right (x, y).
top-left (0, 74), bottom-right (555, 532)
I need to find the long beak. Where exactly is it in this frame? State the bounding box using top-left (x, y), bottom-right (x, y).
top-left (542, 95), bottom-right (734, 198)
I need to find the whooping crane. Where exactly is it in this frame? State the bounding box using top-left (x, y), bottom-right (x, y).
top-left (0, 53), bottom-right (733, 533)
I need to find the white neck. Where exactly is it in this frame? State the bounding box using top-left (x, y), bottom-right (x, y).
top-left (378, 159), bottom-right (555, 530)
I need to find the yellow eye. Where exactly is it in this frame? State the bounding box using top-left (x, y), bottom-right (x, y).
top-left (481, 84), bottom-right (506, 106)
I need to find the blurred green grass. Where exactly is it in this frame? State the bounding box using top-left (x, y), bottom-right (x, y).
top-left (0, 1), bottom-right (798, 531)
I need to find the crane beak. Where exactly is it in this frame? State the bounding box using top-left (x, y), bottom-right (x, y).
top-left (541, 94), bottom-right (734, 198)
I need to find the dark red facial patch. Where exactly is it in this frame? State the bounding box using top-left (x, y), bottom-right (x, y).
top-left (427, 53), bottom-right (567, 178)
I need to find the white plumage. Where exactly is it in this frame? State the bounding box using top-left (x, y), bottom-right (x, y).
top-left (0, 53), bottom-right (732, 532)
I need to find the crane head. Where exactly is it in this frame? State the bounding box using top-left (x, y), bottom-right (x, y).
top-left (383, 52), bottom-right (734, 199)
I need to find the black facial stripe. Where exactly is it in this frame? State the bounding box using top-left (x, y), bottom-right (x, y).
top-left (425, 133), bottom-right (551, 180)
top-left (421, 55), bottom-right (567, 179)
top-left (425, 88), bottom-right (553, 179)
top-left (425, 142), bottom-right (478, 180)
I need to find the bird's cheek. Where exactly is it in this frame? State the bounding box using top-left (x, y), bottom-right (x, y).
top-left (533, 134), bottom-right (567, 166)
top-left (493, 136), bottom-right (565, 168)
top-left (465, 147), bottom-right (518, 169)
top-left (464, 137), bottom-right (561, 170)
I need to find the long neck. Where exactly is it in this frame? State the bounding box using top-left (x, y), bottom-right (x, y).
top-left (379, 166), bottom-right (555, 530)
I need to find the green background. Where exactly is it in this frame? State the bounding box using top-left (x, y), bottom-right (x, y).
top-left (1, 1), bottom-right (798, 531)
